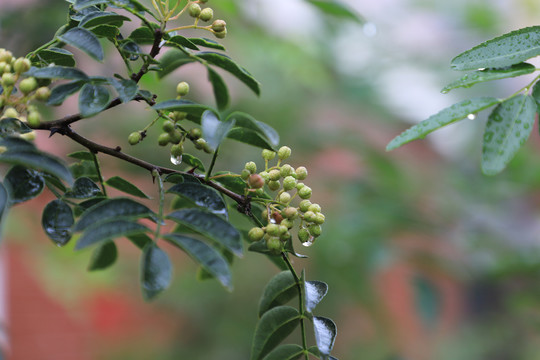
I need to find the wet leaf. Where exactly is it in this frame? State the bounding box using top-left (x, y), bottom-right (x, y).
top-left (26, 66), bottom-right (88, 80)
top-left (110, 78), bottom-right (138, 103)
top-left (58, 27), bottom-right (104, 61)
top-left (88, 241), bottom-right (118, 271)
top-left (262, 344), bottom-right (303, 360)
top-left (188, 37), bottom-right (226, 50)
top-left (75, 219), bottom-right (149, 249)
top-left (157, 49), bottom-right (196, 78)
top-left (65, 177), bottom-right (101, 198)
top-left (5, 165), bottom-right (44, 204)
top-left (207, 67), bottom-right (229, 110)
top-left (42, 199), bottom-right (74, 246)
top-left (78, 83), bottom-right (110, 117)
top-left (167, 182), bottom-right (227, 218)
top-left (0, 149), bottom-right (74, 185)
top-left (105, 176), bottom-right (149, 198)
top-left (201, 110), bottom-right (234, 151)
top-left (32, 48), bottom-right (76, 67)
top-left (258, 271), bottom-right (297, 317)
top-left (227, 112), bottom-right (279, 148)
top-left (167, 35), bottom-right (199, 51)
top-left (305, 280), bottom-right (328, 313)
top-left (313, 316), bottom-right (337, 359)
top-left (140, 242), bottom-right (172, 300)
top-left (80, 11), bottom-right (130, 28)
top-left (48, 80), bottom-right (86, 106)
top-left (227, 128), bottom-right (276, 150)
top-left (181, 154), bottom-right (205, 172)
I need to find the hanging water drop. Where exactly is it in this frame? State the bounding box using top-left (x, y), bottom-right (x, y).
top-left (302, 236), bottom-right (315, 247)
top-left (170, 154), bottom-right (182, 165)
top-left (467, 113), bottom-right (476, 120)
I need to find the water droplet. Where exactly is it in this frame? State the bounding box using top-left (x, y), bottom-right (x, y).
top-left (270, 218), bottom-right (277, 224)
top-left (363, 22), bottom-right (377, 37)
top-left (170, 154), bottom-right (182, 165)
top-left (441, 89), bottom-right (449, 94)
top-left (477, 68), bottom-right (486, 71)
top-left (302, 236), bottom-right (315, 247)
top-left (467, 113), bottom-right (476, 120)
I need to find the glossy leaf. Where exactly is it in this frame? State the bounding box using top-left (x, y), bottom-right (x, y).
top-left (442, 63), bottom-right (536, 93)
top-left (67, 151), bottom-right (94, 161)
top-left (25, 66), bottom-right (88, 80)
top-left (207, 67), bottom-right (229, 110)
top-left (163, 233), bottom-right (232, 290)
top-left (127, 233), bottom-right (153, 249)
top-left (212, 172), bottom-right (246, 194)
top-left (258, 271), bottom-right (297, 317)
top-left (0, 149), bottom-right (74, 185)
top-left (75, 219), bottom-right (149, 249)
top-left (105, 176), bottom-right (149, 198)
top-left (451, 26), bottom-right (540, 71)
top-left (0, 119), bottom-right (31, 137)
top-left (74, 0), bottom-right (108, 10)
top-left (110, 78), bottom-right (138, 103)
top-left (58, 27), bottom-right (104, 61)
top-left (307, 0), bottom-right (364, 23)
top-left (48, 80), bottom-right (86, 106)
top-left (41, 199), bottom-right (74, 246)
top-left (157, 49), bottom-right (196, 78)
top-left (197, 52), bottom-right (261, 96)
top-left (531, 81), bottom-right (540, 108)
top-left (5, 166), bottom-right (44, 204)
top-left (250, 306), bottom-right (301, 360)
top-left (152, 99), bottom-right (215, 119)
top-left (202, 110), bottom-right (234, 151)
top-left (167, 35), bottom-right (199, 51)
top-left (90, 24), bottom-right (120, 40)
top-left (262, 344), bottom-right (303, 360)
top-left (167, 208), bottom-right (242, 257)
top-left (129, 26), bottom-right (155, 44)
top-left (228, 112), bottom-right (280, 148)
top-left (313, 316), bottom-right (337, 359)
top-left (70, 160), bottom-right (98, 181)
top-left (167, 182), bottom-right (227, 218)
top-left (74, 198), bottom-right (156, 231)
top-left (188, 37), bottom-right (226, 51)
top-left (88, 241), bottom-right (118, 271)
top-left (227, 128), bottom-right (276, 150)
top-left (79, 83), bottom-right (110, 117)
top-left (140, 243), bottom-right (172, 300)
top-left (305, 280), bottom-right (329, 314)
top-left (386, 97), bottom-right (501, 151)
top-left (80, 11), bottom-right (130, 28)
top-left (33, 48), bottom-right (76, 67)
top-left (481, 95), bottom-right (536, 175)
top-left (65, 177), bottom-right (101, 199)
top-left (181, 154), bottom-right (206, 172)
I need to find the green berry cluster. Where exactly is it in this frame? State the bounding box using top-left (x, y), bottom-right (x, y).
top-left (245, 146), bottom-right (325, 253)
top-left (187, 1), bottom-right (227, 39)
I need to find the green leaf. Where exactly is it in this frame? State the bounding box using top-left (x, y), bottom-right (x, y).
top-left (212, 171), bottom-right (246, 194)
top-left (250, 306), bottom-right (301, 360)
top-left (227, 128), bottom-right (276, 150)
top-left (0, 119), bottom-right (31, 137)
top-left (481, 95), bottom-right (536, 175)
top-left (80, 11), bottom-right (130, 28)
top-left (58, 27), bottom-right (104, 61)
top-left (0, 149), bottom-right (74, 185)
top-left (0, 182), bottom-right (8, 221)
top-left (167, 182), bottom-right (227, 218)
top-left (25, 66), bottom-right (88, 80)
top-left (167, 208), bottom-right (242, 257)
top-left (32, 48), bottom-right (76, 67)
top-left (43, 173), bottom-right (67, 193)
top-left (201, 110), bottom-right (234, 150)
top-left (306, 0), bottom-right (364, 23)
top-left (67, 151), bottom-right (95, 161)
top-left (386, 97), bottom-right (501, 151)
top-left (531, 81), bottom-right (540, 108)
top-left (181, 153), bottom-right (205, 172)
top-left (442, 63), bottom-right (536, 93)
top-left (110, 78), bottom-right (138, 103)
top-left (129, 26), bottom-right (155, 45)
top-left (312, 316), bottom-right (337, 359)
top-left (152, 99), bottom-right (216, 119)
top-left (74, 197), bottom-right (156, 231)
top-left (305, 280), bottom-right (328, 313)
top-left (88, 241), bottom-right (118, 271)
top-left (0, 137), bottom-right (35, 150)
top-left (74, 0), bottom-right (109, 10)
top-left (167, 35), bottom-right (199, 51)
top-left (41, 199), bottom-right (74, 246)
top-left (188, 37), bottom-right (226, 51)
top-left (227, 112), bottom-right (280, 147)
top-left (4, 166), bottom-right (44, 205)
top-left (157, 49), bottom-right (196, 78)
top-left (70, 160), bottom-right (99, 181)
top-left (90, 24), bottom-right (120, 40)
top-left (105, 176), bottom-right (149, 198)
top-left (207, 67), bottom-right (229, 110)
top-left (75, 219), bottom-right (149, 249)
top-left (262, 344), bottom-right (304, 360)
top-left (48, 80), bottom-right (86, 106)
top-left (65, 177), bottom-right (101, 198)
top-left (78, 83), bottom-right (110, 117)
top-left (451, 26), bottom-right (540, 71)
top-left (163, 233), bottom-right (232, 290)
top-left (140, 243), bottom-right (172, 300)
top-left (127, 233), bottom-right (153, 249)
top-left (258, 271), bottom-right (297, 318)
top-left (197, 52), bottom-right (261, 96)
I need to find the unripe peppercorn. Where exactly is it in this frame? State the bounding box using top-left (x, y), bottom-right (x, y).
top-left (280, 164), bottom-right (294, 177)
top-left (35, 87), bottom-right (51, 101)
top-left (280, 231), bottom-right (292, 241)
top-left (299, 200), bottom-right (312, 212)
top-left (298, 185), bottom-right (312, 199)
top-left (19, 77), bottom-right (38, 94)
top-left (172, 111), bottom-right (186, 121)
top-left (194, 138), bottom-right (207, 149)
top-left (1, 73), bottom-right (15, 87)
top-left (268, 169), bottom-right (281, 181)
top-left (279, 192), bottom-right (291, 204)
top-left (282, 207), bottom-right (298, 219)
top-left (3, 107), bottom-right (18, 119)
top-left (262, 149), bottom-right (276, 160)
top-left (313, 213), bottom-right (325, 225)
top-left (169, 130), bottom-right (183, 144)
top-left (162, 120), bottom-right (175, 133)
top-left (245, 161), bottom-right (257, 174)
top-left (266, 223), bottom-right (280, 237)
top-left (266, 236), bottom-right (282, 254)
top-left (13, 58), bottom-right (30, 74)
top-left (298, 228), bottom-right (310, 243)
top-left (128, 132), bottom-right (141, 145)
top-left (278, 146), bottom-right (291, 160)
top-left (308, 224), bottom-right (322, 237)
top-left (296, 183), bottom-right (305, 190)
top-left (189, 3), bottom-right (201, 17)
top-left (199, 7), bottom-right (213, 21)
top-left (259, 171), bottom-right (270, 182)
top-left (0, 50), bottom-right (12, 64)
top-left (176, 81), bottom-right (189, 96)
top-left (255, 188), bottom-right (265, 196)
top-left (0, 62), bottom-right (6, 74)
top-left (241, 169), bottom-right (250, 180)
top-left (248, 227), bottom-right (264, 242)
top-left (158, 132), bottom-right (170, 146)
top-left (248, 173), bottom-right (265, 189)
top-left (281, 219), bottom-right (294, 229)
top-left (27, 111), bottom-right (40, 127)
top-left (308, 203), bottom-right (321, 213)
top-left (189, 127), bottom-right (202, 139)
top-left (170, 143), bottom-right (184, 157)
top-left (214, 28), bottom-right (227, 39)
top-left (268, 180), bottom-right (280, 191)
top-left (295, 166), bottom-right (308, 180)
top-left (211, 19), bottom-right (226, 32)
top-left (304, 211), bottom-right (316, 222)
top-left (282, 176), bottom-right (297, 191)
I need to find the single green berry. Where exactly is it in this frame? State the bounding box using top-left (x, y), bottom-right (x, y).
top-left (280, 164), bottom-right (294, 178)
top-left (2, 107), bottom-right (18, 119)
top-left (2, 64), bottom-right (11, 74)
top-left (282, 207), bottom-right (298, 219)
top-left (128, 132), bottom-right (142, 145)
top-left (162, 120), bottom-right (175, 133)
top-left (279, 192), bottom-right (291, 204)
top-left (280, 231), bottom-right (291, 241)
top-left (241, 169), bottom-right (250, 180)
top-left (266, 236), bottom-right (282, 254)
top-left (172, 111), bottom-right (187, 121)
top-left (245, 161), bottom-right (257, 174)
top-left (194, 138), bottom-right (207, 150)
top-left (298, 228), bottom-right (310, 243)
top-left (170, 143), bottom-right (184, 157)
top-left (176, 81), bottom-right (190, 96)
top-left (211, 19), bottom-right (226, 32)
top-left (19, 77), bottom-right (38, 94)
top-left (295, 166), bottom-right (308, 180)
top-left (35, 87), bottom-right (51, 101)
top-left (255, 188), bottom-right (265, 196)
top-left (268, 180), bottom-right (280, 191)
top-left (202, 142), bottom-right (213, 154)
top-left (248, 227), bottom-right (264, 242)
top-left (298, 185), bottom-right (312, 199)
top-left (261, 209), bottom-right (269, 221)
top-left (282, 176), bottom-right (297, 191)
top-left (248, 173), bottom-right (265, 189)
top-left (0, 62), bottom-right (6, 74)
top-left (189, 127), bottom-right (202, 139)
top-left (169, 130), bottom-right (183, 144)
top-left (303, 210), bottom-right (316, 222)
top-left (0, 50), bottom-right (12, 64)
top-left (158, 132), bottom-right (170, 146)
top-left (308, 203), bottom-right (321, 213)
top-left (308, 224), bottom-right (322, 237)
top-left (214, 28), bottom-right (227, 39)
top-left (13, 58), bottom-right (30, 74)
top-left (281, 219), bottom-right (294, 229)
top-left (268, 169), bottom-right (281, 181)
top-left (299, 200), bottom-right (312, 212)
top-left (313, 213), bottom-right (325, 225)
top-left (266, 223), bottom-right (280, 237)
top-left (199, 7), bottom-right (214, 21)
top-left (1, 73), bottom-right (15, 87)
top-left (189, 3), bottom-right (201, 17)
top-left (27, 111), bottom-right (40, 127)
top-left (262, 149), bottom-right (276, 160)
top-left (296, 183), bottom-right (305, 190)
top-left (259, 171), bottom-right (270, 182)
top-left (278, 146), bottom-right (291, 160)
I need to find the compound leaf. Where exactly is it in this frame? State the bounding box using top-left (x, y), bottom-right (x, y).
top-left (64, 177), bottom-right (101, 199)
top-left (105, 176), bottom-right (149, 198)
top-left (258, 271), bottom-right (297, 318)
top-left (167, 182), bottom-right (227, 218)
top-left (227, 112), bottom-right (279, 148)
top-left (201, 110), bottom-right (234, 150)
top-left (0, 149), bottom-right (74, 185)
top-left (207, 67), bottom-right (229, 110)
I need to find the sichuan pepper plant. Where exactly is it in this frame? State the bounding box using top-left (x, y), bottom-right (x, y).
top-left (0, 0), bottom-right (363, 359)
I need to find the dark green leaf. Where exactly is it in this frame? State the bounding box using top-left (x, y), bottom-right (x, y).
top-left (201, 110), bottom-right (234, 150)
top-left (33, 48), bottom-right (76, 67)
top-left (0, 119), bottom-right (31, 137)
top-left (531, 81), bottom-right (540, 108)
top-left (258, 271), bottom-right (297, 317)
top-left (152, 99), bottom-right (215, 119)
top-left (228, 112), bottom-right (280, 147)
top-left (305, 280), bottom-right (328, 313)
top-left (262, 344), bottom-right (303, 360)
top-left (0, 137), bottom-right (35, 151)
top-left (5, 165), bottom-right (44, 204)
top-left (74, 0), bottom-right (109, 10)
top-left (127, 233), bottom-right (153, 249)
top-left (80, 11), bottom-right (130, 28)
top-left (0, 149), bottom-right (74, 185)
top-left (129, 26), bottom-right (155, 45)
top-left (306, 0), bottom-right (364, 23)
top-left (105, 176), bottom-right (149, 198)
top-left (442, 63), bottom-right (536, 93)
top-left (110, 78), bottom-right (138, 103)
top-left (157, 49), bottom-right (196, 78)
top-left (78, 83), bottom-right (110, 117)
top-left (0, 182), bottom-right (8, 220)
top-left (74, 197), bottom-right (156, 231)
top-left (386, 97), bottom-right (501, 151)
top-left (167, 208), bottom-right (242, 257)
top-left (70, 160), bottom-right (98, 181)
top-left (188, 37), bottom-right (226, 50)
top-left (70, 5), bottom-right (101, 21)
top-left (197, 52), bottom-right (261, 96)
top-left (88, 241), bottom-right (118, 271)
top-left (313, 316), bottom-right (337, 358)
top-left (250, 306), bottom-right (301, 360)
top-left (227, 127), bottom-right (276, 150)
top-left (47, 80), bottom-right (86, 106)
top-left (164, 233), bottom-right (232, 290)
top-left (90, 24), bottom-right (121, 40)
top-left (181, 153), bottom-right (205, 172)
top-left (283, 235), bottom-right (308, 258)
top-left (58, 27), bottom-right (104, 61)
top-left (140, 243), bottom-right (172, 300)
top-left (481, 95), bottom-right (536, 175)
top-left (167, 182), bottom-right (227, 218)
top-left (75, 219), bottom-right (149, 249)
top-left (74, 197), bottom-right (106, 217)
top-left (26, 66), bottom-right (88, 80)
top-left (212, 171), bottom-right (246, 194)
top-left (167, 35), bottom-right (199, 51)
top-left (207, 67), bottom-right (229, 110)
top-left (65, 177), bottom-right (101, 198)
top-left (41, 199), bottom-right (74, 246)
top-left (43, 173), bottom-right (67, 192)
top-left (67, 151), bottom-right (95, 161)
top-left (451, 26), bottom-right (540, 71)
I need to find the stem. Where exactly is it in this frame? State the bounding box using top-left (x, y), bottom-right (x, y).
top-left (91, 151), bottom-right (108, 197)
top-left (206, 146), bottom-right (219, 180)
top-left (154, 173), bottom-right (165, 241)
top-left (281, 253), bottom-right (309, 359)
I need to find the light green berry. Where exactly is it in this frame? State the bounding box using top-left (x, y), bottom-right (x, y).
top-left (266, 223), bottom-right (280, 237)
top-left (176, 81), bottom-right (190, 96)
top-left (308, 204), bottom-right (321, 213)
top-left (268, 180), bottom-right (280, 191)
top-left (189, 3), bottom-right (201, 17)
top-left (262, 149), bottom-right (276, 160)
top-left (295, 166), bottom-right (308, 180)
top-left (279, 192), bottom-right (291, 204)
top-left (13, 58), bottom-right (30, 74)
top-left (280, 164), bottom-right (294, 178)
top-left (282, 207), bottom-right (298, 219)
top-left (162, 120), bottom-right (175, 133)
top-left (268, 169), bottom-right (281, 181)
top-left (35, 87), bottom-right (51, 101)
top-left (27, 111), bottom-right (40, 127)
top-left (299, 200), bottom-right (312, 213)
top-left (19, 77), bottom-right (38, 94)
top-left (298, 228), bottom-right (310, 243)
top-left (298, 185), bottom-right (312, 199)
top-left (248, 227), bottom-right (264, 242)
top-left (313, 213), bottom-right (326, 225)
top-left (128, 132), bottom-right (142, 145)
top-left (211, 19), bottom-right (226, 32)
top-left (241, 169), bottom-right (250, 180)
top-left (277, 146), bottom-right (291, 160)
top-left (189, 127), bottom-right (202, 139)
top-left (283, 176), bottom-right (297, 191)
top-left (308, 224), bottom-right (322, 237)
top-left (266, 236), bottom-right (282, 254)
top-left (259, 171), bottom-right (270, 182)
top-left (245, 161), bottom-right (257, 174)
top-left (170, 143), bottom-right (184, 157)
top-left (158, 132), bottom-right (170, 146)
top-left (199, 7), bottom-right (214, 22)
top-left (303, 211), bottom-right (316, 222)
top-left (214, 28), bottom-right (227, 39)
top-left (281, 219), bottom-right (294, 229)
top-left (1, 73), bottom-right (15, 87)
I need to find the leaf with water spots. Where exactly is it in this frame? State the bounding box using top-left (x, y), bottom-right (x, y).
top-left (386, 97), bottom-right (500, 151)
top-left (451, 26), bottom-right (540, 71)
top-left (481, 95), bottom-right (536, 175)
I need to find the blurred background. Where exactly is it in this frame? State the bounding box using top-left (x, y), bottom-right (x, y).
top-left (3, 0), bottom-right (540, 359)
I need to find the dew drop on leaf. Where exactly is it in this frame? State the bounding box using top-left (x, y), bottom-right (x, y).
top-left (467, 113), bottom-right (476, 120)
top-left (170, 155), bottom-right (182, 165)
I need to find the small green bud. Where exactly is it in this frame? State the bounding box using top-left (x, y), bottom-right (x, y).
top-left (194, 138), bottom-right (207, 149)
top-left (255, 188), bottom-right (265, 196)
top-left (203, 142), bottom-right (213, 154)
top-left (176, 81), bottom-right (190, 96)
top-left (268, 180), bottom-right (280, 191)
top-left (298, 185), bottom-right (312, 199)
top-left (299, 199), bottom-right (312, 212)
top-left (1, 73), bottom-right (15, 87)
top-left (277, 146), bottom-right (291, 160)
top-left (282, 176), bottom-right (297, 191)
top-left (248, 227), bottom-right (264, 242)
top-left (266, 236), bottom-right (282, 254)
top-left (282, 207), bottom-right (298, 219)
top-left (245, 161), bottom-right (257, 174)
top-left (308, 203), bottom-right (321, 213)
top-left (189, 127), bottom-right (202, 139)
top-left (13, 58), bottom-right (30, 74)
top-left (2, 64), bottom-right (11, 74)
top-left (279, 192), bottom-right (291, 204)
top-left (262, 149), bottom-right (276, 160)
top-left (170, 143), bottom-right (184, 157)
top-left (199, 7), bottom-right (214, 22)
top-left (308, 224), bottom-right (322, 237)
top-left (296, 182), bottom-right (305, 190)
top-left (313, 213), bottom-right (325, 225)
top-left (241, 169), bottom-right (250, 180)
top-left (27, 111), bottom-right (40, 127)
top-left (19, 77), bottom-right (38, 94)
top-left (281, 219), bottom-right (294, 229)
top-left (158, 132), bottom-right (170, 146)
top-left (259, 171), bottom-right (270, 182)
top-left (295, 166), bottom-right (308, 180)
top-left (0, 62), bottom-right (6, 74)
top-left (214, 28), bottom-right (227, 39)
top-left (0, 50), bottom-right (12, 64)
top-left (248, 173), bottom-right (265, 189)
top-left (280, 164), bottom-right (294, 177)
top-left (189, 3), bottom-right (201, 17)
top-left (128, 132), bottom-right (142, 145)
top-left (2, 107), bottom-right (18, 119)
top-left (172, 111), bottom-right (187, 121)
top-left (162, 120), bottom-right (175, 133)
top-left (35, 87), bottom-right (51, 101)
top-left (266, 223), bottom-right (280, 237)
top-left (169, 129), bottom-right (183, 144)
top-left (303, 211), bottom-right (316, 222)
top-left (298, 228), bottom-right (310, 243)
top-left (280, 231), bottom-right (292, 241)
top-left (211, 19), bottom-right (226, 32)
top-left (268, 169), bottom-right (281, 181)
